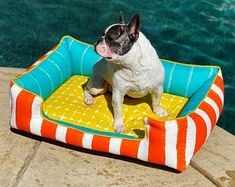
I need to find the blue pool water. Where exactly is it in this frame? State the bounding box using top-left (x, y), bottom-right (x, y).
top-left (0, 0), bottom-right (234, 134)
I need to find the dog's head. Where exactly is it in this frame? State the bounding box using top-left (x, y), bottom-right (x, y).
top-left (94, 13), bottom-right (140, 60)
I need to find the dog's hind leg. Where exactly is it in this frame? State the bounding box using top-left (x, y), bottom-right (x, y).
top-left (84, 75), bottom-right (108, 105)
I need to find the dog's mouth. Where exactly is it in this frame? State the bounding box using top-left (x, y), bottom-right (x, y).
top-left (94, 39), bottom-right (113, 59)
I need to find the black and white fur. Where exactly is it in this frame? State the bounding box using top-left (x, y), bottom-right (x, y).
top-left (84, 13), bottom-right (168, 133)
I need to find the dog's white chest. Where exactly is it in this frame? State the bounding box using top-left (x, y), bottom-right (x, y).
top-left (113, 66), bottom-right (155, 98)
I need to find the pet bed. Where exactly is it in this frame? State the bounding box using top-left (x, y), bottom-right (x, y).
top-left (9, 36), bottom-right (224, 171)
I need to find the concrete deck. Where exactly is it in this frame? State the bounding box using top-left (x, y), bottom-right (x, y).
top-left (0, 67), bottom-right (234, 187)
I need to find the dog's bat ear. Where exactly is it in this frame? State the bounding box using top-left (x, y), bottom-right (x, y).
top-left (119, 11), bottom-right (125, 24)
top-left (128, 14), bottom-right (140, 41)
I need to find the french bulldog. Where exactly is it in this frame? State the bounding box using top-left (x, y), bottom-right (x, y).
top-left (84, 13), bottom-right (168, 133)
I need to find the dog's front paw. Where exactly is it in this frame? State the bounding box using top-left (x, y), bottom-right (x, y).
top-left (114, 122), bottom-right (125, 133)
top-left (84, 96), bottom-right (94, 105)
top-left (154, 106), bottom-right (169, 118)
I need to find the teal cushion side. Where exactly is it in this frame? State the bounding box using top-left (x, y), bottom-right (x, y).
top-left (179, 74), bottom-right (217, 117)
top-left (185, 66), bottom-right (218, 97)
top-left (162, 60), bottom-right (218, 97)
top-left (14, 37), bottom-right (72, 99)
top-left (163, 62), bottom-right (189, 97)
top-left (162, 61), bottom-right (174, 94)
top-left (66, 37), bottom-right (102, 76)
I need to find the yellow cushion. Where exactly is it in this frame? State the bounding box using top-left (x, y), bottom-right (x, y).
top-left (43, 76), bottom-right (188, 138)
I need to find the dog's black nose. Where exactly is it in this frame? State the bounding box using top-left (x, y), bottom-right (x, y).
top-left (97, 37), bottom-right (103, 44)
